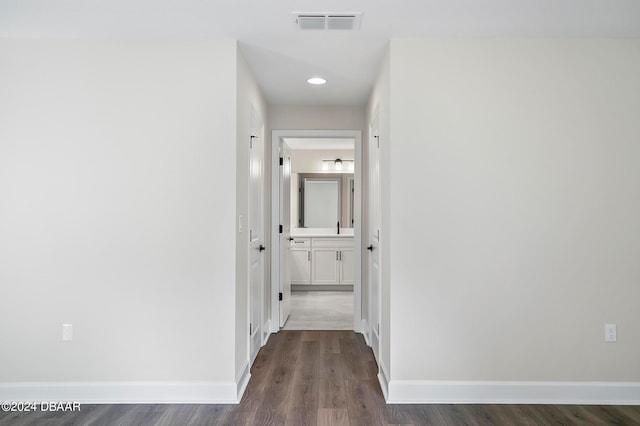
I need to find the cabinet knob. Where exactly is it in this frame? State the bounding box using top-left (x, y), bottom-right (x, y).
top-left (367, 245), bottom-right (374, 252)
top-left (259, 245), bottom-right (266, 252)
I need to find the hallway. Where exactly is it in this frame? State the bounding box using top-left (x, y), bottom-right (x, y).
top-left (2, 331), bottom-right (640, 425)
top-left (237, 331), bottom-right (381, 424)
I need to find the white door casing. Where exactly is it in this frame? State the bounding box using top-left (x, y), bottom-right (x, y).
top-left (368, 109), bottom-right (382, 364)
top-left (249, 109), bottom-right (265, 364)
top-left (279, 143), bottom-right (292, 327)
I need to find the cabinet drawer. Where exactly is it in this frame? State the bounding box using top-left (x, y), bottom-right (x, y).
top-left (311, 237), bottom-right (353, 249)
top-left (290, 237), bottom-right (310, 248)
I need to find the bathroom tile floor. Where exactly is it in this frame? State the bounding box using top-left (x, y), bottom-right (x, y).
top-left (282, 291), bottom-right (353, 330)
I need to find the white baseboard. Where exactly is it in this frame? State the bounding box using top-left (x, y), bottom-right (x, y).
top-left (0, 381), bottom-right (240, 404)
top-left (262, 324), bottom-right (272, 347)
top-left (235, 362), bottom-right (251, 403)
top-left (378, 360), bottom-right (390, 402)
top-left (387, 380), bottom-right (640, 405)
top-left (361, 319), bottom-right (370, 346)
top-left (271, 317), bottom-right (280, 333)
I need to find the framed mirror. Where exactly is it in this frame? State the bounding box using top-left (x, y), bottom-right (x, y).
top-left (300, 177), bottom-right (341, 228)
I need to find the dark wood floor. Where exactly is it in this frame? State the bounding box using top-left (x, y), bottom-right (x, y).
top-left (1, 330), bottom-right (639, 425)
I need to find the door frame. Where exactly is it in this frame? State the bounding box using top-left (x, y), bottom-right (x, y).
top-left (248, 106), bottom-right (265, 365)
top-left (270, 129), bottom-right (363, 333)
top-left (367, 107), bottom-right (381, 363)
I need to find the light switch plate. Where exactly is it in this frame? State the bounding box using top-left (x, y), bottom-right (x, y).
top-left (605, 323), bottom-right (617, 343)
top-left (62, 324), bottom-right (73, 341)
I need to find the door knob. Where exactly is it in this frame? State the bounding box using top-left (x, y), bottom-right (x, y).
top-left (367, 245), bottom-right (374, 252)
top-left (259, 245), bottom-right (266, 252)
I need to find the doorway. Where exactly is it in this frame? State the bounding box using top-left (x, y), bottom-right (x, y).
top-left (270, 130), bottom-right (362, 333)
top-left (284, 137), bottom-right (355, 330)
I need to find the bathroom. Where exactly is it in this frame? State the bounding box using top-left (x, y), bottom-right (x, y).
top-left (281, 137), bottom-right (355, 330)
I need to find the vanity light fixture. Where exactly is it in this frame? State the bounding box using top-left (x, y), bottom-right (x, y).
top-left (307, 77), bottom-right (327, 85)
top-left (321, 159), bottom-right (354, 172)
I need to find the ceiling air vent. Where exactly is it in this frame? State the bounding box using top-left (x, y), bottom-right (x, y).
top-left (294, 12), bottom-right (362, 30)
top-left (327, 15), bottom-right (357, 30)
top-left (297, 15), bottom-right (327, 30)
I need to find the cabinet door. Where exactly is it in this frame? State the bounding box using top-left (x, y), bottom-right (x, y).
top-left (311, 248), bottom-right (340, 284)
top-left (290, 249), bottom-right (311, 284)
top-left (339, 249), bottom-right (354, 284)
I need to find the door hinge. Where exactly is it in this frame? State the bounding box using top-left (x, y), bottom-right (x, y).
top-left (279, 157), bottom-right (283, 166)
top-left (279, 224), bottom-right (283, 234)
top-left (375, 135), bottom-right (380, 148)
top-left (279, 292), bottom-right (283, 301)
top-left (250, 135), bottom-right (257, 149)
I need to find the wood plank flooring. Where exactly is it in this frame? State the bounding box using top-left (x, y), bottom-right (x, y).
top-left (1, 330), bottom-right (639, 425)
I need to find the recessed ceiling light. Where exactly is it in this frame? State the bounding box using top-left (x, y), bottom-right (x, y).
top-left (307, 77), bottom-right (327, 85)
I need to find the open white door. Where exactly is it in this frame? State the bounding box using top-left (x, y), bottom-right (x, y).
top-left (368, 110), bottom-right (381, 363)
top-left (279, 142), bottom-right (292, 327)
top-left (249, 110), bottom-right (264, 364)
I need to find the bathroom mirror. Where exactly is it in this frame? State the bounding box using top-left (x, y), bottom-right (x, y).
top-left (302, 178), bottom-right (340, 228)
top-left (298, 173), bottom-right (353, 228)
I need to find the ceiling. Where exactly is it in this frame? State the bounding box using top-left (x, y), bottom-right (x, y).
top-left (2, 0), bottom-right (639, 106)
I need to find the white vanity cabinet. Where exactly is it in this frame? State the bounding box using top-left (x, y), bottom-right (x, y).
top-left (338, 247), bottom-right (354, 285)
top-left (290, 236), bottom-right (353, 285)
top-left (310, 244), bottom-right (341, 284)
top-left (290, 237), bottom-right (311, 284)
top-left (311, 238), bottom-right (353, 285)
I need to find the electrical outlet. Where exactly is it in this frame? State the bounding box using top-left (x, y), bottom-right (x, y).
top-left (62, 324), bottom-right (73, 341)
top-left (605, 323), bottom-right (617, 343)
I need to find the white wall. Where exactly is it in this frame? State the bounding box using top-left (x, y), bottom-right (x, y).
top-left (270, 106), bottom-right (365, 131)
top-left (387, 39), bottom-right (640, 396)
top-left (235, 50), bottom-right (269, 384)
top-left (0, 39), bottom-right (240, 400)
top-left (289, 149), bottom-right (355, 174)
